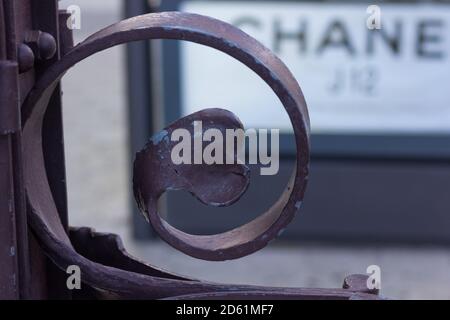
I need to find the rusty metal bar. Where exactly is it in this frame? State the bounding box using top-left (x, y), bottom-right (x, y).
top-left (0, 62), bottom-right (19, 134)
top-left (0, 56), bottom-right (20, 301)
top-left (0, 0), bottom-right (31, 299)
top-left (0, 135), bottom-right (19, 299)
top-left (33, 0), bottom-right (72, 300)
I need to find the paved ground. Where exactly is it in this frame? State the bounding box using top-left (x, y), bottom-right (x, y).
top-left (57, 0), bottom-right (450, 300)
top-left (127, 240), bottom-right (450, 300)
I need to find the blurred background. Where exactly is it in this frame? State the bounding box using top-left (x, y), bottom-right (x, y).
top-left (58, 0), bottom-right (450, 299)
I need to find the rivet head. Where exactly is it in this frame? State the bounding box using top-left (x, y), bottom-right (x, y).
top-left (37, 32), bottom-right (57, 60)
top-left (17, 43), bottom-right (35, 73)
top-left (24, 30), bottom-right (57, 62)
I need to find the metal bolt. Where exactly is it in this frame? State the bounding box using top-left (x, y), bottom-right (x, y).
top-left (37, 32), bottom-right (57, 60)
top-left (24, 30), bottom-right (57, 61)
top-left (17, 43), bottom-right (35, 73)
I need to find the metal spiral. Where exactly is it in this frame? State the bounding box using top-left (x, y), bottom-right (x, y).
top-left (17, 12), bottom-right (371, 299)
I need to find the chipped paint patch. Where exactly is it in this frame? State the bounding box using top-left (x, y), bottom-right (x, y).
top-left (150, 130), bottom-right (168, 145)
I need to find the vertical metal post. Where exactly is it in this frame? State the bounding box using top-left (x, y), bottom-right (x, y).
top-left (0, 0), bottom-right (31, 300)
top-left (32, 0), bottom-right (72, 299)
top-left (0, 62), bottom-right (20, 300)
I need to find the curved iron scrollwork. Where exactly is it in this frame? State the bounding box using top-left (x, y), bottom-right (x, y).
top-left (22, 12), bottom-right (379, 299)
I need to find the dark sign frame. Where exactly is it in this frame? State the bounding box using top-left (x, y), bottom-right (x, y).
top-left (128, 0), bottom-right (450, 244)
top-left (160, 0), bottom-right (450, 160)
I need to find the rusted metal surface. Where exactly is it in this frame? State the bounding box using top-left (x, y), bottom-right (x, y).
top-left (23, 11), bottom-right (310, 261)
top-left (34, 0), bottom-right (72, 300)
top-left (0, 62), bottom-right (20, 134)
top-left (19, 11), bottom-right (378, 299)
top-left (0, 134), bottom-right (19, 299)
top-left (23, 30), bottom-right (57, 61)
top-left (0, 0), bottom-right (73, 299)
top-left (0, 0), bottom-right (24, 299)
top-left (69, 227), bottom-right (380, 300)
top-left (134, 108), bottom-right (253, 260)
top-left (16, 11), bottom-right (380, 299)
top-left (165, 289), bottom-right (382, 300)
top-left (343, 274), bottom-right (379, 295)
top-left (70, 227), bottom-right (189, 282)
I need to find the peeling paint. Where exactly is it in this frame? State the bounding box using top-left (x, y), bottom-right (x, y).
top-left (150, 130), bottom-right (168, 145)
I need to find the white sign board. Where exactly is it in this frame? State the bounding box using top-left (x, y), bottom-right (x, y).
top-left (180, 1), bottom-right (450, 134)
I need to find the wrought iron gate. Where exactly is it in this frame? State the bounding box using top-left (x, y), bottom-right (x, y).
top-left (0, 0), bottom-right (381, 299)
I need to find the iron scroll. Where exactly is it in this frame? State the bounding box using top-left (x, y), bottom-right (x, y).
top-left (21, 12), bottom-right (377, 299)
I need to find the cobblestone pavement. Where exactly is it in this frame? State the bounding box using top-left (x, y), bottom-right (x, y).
top-left (58, 0), bottom-right (450, 300)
